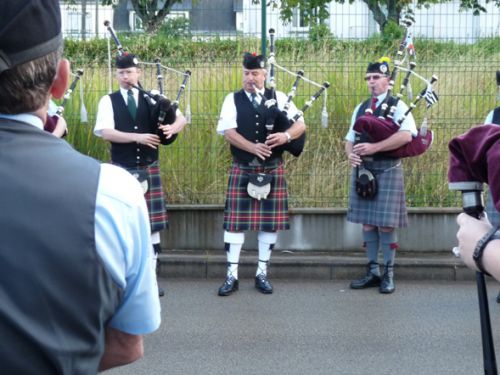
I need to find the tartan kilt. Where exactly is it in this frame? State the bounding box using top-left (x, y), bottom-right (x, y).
top-left (223, 161), bottom-right (290, 231)
top-left (122, 161), bottom-right (169, 233)
top-left (347, 158), bottom-right (408, 228)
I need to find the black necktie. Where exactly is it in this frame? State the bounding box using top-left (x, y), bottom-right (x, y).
top-left (127, 89), bottom-right (137, 120)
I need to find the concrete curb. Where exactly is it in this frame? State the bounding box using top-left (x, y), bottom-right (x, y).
top-left (158, 250), bottom-right (476, 282)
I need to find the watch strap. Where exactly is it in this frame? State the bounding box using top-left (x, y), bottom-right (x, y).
top-left (473, 226), bottom-right (500, 276)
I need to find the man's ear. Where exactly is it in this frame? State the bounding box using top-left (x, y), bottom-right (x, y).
top-left (50, 58), bottom-right (70, 99)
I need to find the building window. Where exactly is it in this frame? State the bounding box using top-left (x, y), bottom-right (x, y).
top-left (292, 8), bottom-right (308, 30)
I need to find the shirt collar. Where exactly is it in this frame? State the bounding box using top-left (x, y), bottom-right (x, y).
top-left (0, 113), bottom-right (44, 130)
top-left (374, 92), bottom-right (388, 104)
top-left (246, 88), bottom-right (264, 98)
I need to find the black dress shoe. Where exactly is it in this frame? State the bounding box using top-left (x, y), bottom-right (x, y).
top-left (218, 276), bottom-right (239, 296)
top-left (350, 273), bottom-right (381, 289)
top-left (158, 286), bottom-right (165, 297)
top-left (255, 273), bottom-right (273, 294)
top-left (379, 266), bottom-right (395, 294)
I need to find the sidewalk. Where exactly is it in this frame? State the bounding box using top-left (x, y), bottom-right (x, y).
top-left (158, 249), bottom-right (474, 282)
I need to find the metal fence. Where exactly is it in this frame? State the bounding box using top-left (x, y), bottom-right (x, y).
top-left (61, 1), bottom-right (500, 42)
top-left (60, 1), bottom-right (500, 208)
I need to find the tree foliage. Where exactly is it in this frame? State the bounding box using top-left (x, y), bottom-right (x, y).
top-left (100, 0), bottom-right (184, 33)
top-left (261, 0), bottom-right (500, 32)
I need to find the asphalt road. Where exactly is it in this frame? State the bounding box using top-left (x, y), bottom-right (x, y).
top-left (108, 278), bottom-right (500, 375)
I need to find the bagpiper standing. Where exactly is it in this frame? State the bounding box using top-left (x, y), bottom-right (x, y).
top-left (345, 59), bottom-right (417, 294)
top-left (216, 53), bottom-right (306, 296)
top-left (94, 53), bottom-right (187, 297)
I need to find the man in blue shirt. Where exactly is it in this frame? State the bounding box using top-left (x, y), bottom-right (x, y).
top-left (0, 1), bottom-right (160, 372)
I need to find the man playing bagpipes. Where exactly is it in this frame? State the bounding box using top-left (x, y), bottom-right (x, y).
top-left (484, 71), bottom-right (500, 228)
top-left (448, 124), bottom-right (500, 374)
top-left (216, 52), bottom-right (306, 296)
top-left (481, 70), bottom-right (500, 303)
top-left (344, 59), bottom-right (418, 294)
top-left (94, 53), bottom-right (187, 297)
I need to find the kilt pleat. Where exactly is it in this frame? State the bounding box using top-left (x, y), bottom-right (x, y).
top-left (223, 162), bottom-right (290, 231)
top-left (347, 159), bottom-right (408, 228)
top-left (122, 161), bottom-right (169, 232)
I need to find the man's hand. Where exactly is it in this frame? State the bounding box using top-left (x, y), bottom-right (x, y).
top-left (158, 123), bottom-right (179, 139)
top-left (135, 133), bottom-right (161, 149)
top-left (352, 142), bottom-right (379, 156)
top-left (347, 152), bottom-right (362, 167)
top-left (254, 142), bottom-right (272, 160)
top-left (456, 213), bottom-right (492, 270)
top-left (265, 132), bottom-right (288, 148)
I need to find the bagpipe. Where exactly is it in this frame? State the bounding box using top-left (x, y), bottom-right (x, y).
top-left (448, 124), bottom-right (500, 375)
top-left (258, 28), bottom-right (330, 157)
top-left (44, 69), bottom-right (84, 136)
top-left (104, 20), bottom-right (191, 145)
top-left (353, 14), bottom-right (439, 159)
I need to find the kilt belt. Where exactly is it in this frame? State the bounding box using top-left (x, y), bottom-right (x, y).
top-left (223, 160), bottom-right (290, 232)
top-left (119, 160), bottom-right (169, 232)
top-left (347, 158), bottom-right (408, 228)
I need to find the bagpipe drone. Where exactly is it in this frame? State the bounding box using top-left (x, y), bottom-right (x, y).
top-left (44, 69), bottom-right (85, 136)
top-left (255, 28), bottom-right (330, 157)
top-left (353, 14), bottom-right (439, 159)
top-left (104, 20), bottom-right (191, 145)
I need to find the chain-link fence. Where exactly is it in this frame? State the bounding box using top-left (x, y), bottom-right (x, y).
top-left (60, 0), bottom-right (500, 208)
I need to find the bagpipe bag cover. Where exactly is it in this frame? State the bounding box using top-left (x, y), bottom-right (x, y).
top-left (448, 124), bottom-right (500, 211)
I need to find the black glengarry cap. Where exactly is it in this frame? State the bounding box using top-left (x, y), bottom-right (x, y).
top-left (0, 0), bottom-right (62, 73)
top-left (243, 52), bottom-right (266, 70)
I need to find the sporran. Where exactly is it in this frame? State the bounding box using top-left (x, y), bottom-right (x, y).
top-left (355, 167), bottom-right (378, 199)
top-left (247, 173), bottom-right (272, 201)
top-left (132, 169), bottom-right (149, 194)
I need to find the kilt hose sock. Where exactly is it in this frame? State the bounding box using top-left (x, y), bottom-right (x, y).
top-left (224, 231), bottom-right (245, 279)
top-left (257, 231), bottom-right (277, 276)
top-left (380, 230), bottom-right (397, 276)
top-left (363, 229), bottom-right (380, 276)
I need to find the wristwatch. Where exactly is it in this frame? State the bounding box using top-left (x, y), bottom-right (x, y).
top-left (284, 131), bottom-right (292, 143)
top-left (473, 226), bottom-right (500, 276)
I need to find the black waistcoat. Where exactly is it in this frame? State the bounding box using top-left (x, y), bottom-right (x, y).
top-left (492, 107), bottom-right (500, 125)
top-left (231, 89), bottom-right (284, 163)
top-left (355, 95), bottom-right (398, 121)
top-left (110, 91), bottom-right (158, 167)
top-left (0, 119), bottom-right (121, 374)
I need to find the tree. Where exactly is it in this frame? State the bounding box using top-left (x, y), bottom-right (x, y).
top-left (100, 0), bottom-right (185, 33)
top-left (262, 0), bottom-right (500, 33)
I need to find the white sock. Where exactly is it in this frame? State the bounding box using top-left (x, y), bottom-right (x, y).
top-left (224, 231), bottom-right (245, 279)
top-left (257, 231), bottom-right (277, 276)
top-left (151, 231), bottom-right (160, 244)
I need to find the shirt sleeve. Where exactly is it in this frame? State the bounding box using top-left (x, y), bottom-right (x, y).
top-left (275, 90), bottom-right (304, 123)
top-left (94, 95), bottom-right (115, 137)
top-left (395, 100), bottom-right (418, 137)
top-left (94, 163), bottom-right (161, 335)
top-left (485, 110), bottom-right (494, 124)
top-left (344, 103), bottom-right (362, 143)
top-left (216, 93), bottom-right (237, 135)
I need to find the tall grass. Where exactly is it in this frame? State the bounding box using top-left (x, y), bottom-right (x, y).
top-left (60, 35), bottom-right (500, 207)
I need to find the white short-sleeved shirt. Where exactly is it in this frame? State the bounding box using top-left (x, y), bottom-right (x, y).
top-left (217, 89), bottom-right (303, 135)
top-left (94, 87), bottom-right (182, 137)
top-left (344, 92), bottom-right (417, 143)
top-left (1, 113), bottom-right (161, 335)
top-left (485, 110), bottom-right (495, 125)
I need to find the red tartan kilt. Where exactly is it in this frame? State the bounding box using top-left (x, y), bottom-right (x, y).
top-left (122, 161), bottom-right (169, 232)
top-left (223, 161), bottom-right (290, 232)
